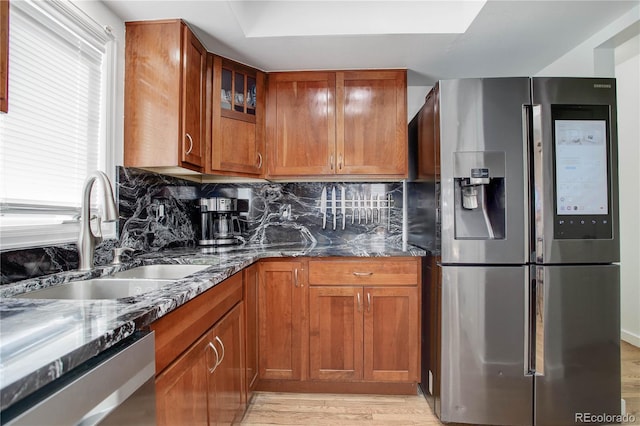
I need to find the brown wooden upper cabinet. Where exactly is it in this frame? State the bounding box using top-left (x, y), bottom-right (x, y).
top-left (1, 0), bottom-right (9, 113)
top-left (266, 71), bottom-right (336, 176)
top-left (209, 55), bottom-right (265, 177)
top-left (416, 86), bottom-right (440, 181)
top-left (266, 69), bottom-right (407, 179)
top-left (124, 20), bottom-right (206, 172)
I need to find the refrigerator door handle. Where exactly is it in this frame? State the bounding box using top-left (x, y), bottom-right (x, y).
top-left (523, 105), bottom-right (533, 263)
top-left (524, 270), bottom-right (535, 376)
top-left (534, 267), bottom-right (545, 376)
top-left (532, 105), bottom-right (544, 263)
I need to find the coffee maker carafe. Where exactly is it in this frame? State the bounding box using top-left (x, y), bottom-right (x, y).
top-left (199, 197), bottom-right (245, 247)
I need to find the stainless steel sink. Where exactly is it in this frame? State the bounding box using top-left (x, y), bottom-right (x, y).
top-left (15, 264), bottom-right (213, 300)
top-left (16, 278), bottom-right (174, 300)
top-left (111, 264), bottom-right (211, 279)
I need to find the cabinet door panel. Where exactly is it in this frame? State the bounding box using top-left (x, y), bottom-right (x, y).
top-left (417, 90), bottom-right (438, 180)
top-left (211, 55), bottom-right (264, 176)
top-left (364, 286), bottom-right (419, 382)
top-left (309, 286), bottom-right (363, 381)
top-left (267, 72), bottom-right (335, 176)
top-left (337, 70), bottom-right (407, 176)
top-left (218, 117), bottom-right (259, 173)
top-left (244, 265), bottom-right (259, 392)
top-left (124, 21), bottom-right (182, 167)
top-left (258, 261), bottom-right (305, 380)
top-left (155, 333), bottom-right (210, 426)
top-left (209, 303), bottom-right (245, 425)
top-left (181, 26), bottom-right (205, 168)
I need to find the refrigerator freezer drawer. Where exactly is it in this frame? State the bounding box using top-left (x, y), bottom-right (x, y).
top-left (534, 264), bottom-right (620, 426)
top-left (441, 265), bottom-right (533, 426)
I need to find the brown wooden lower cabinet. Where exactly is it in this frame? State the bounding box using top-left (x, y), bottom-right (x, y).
top-left (208, 303), bottom-right (245, 425)
top-left (309, 285), bottom-right (419, 383)
top-left (155, 332), bottom-right (209, 426)
top-left (258, 260), bottom-right (307, 381)
top-left (151, 272), bottom-right (245, 425)
top-left (153, 256), bottom-right (420, 424)
top-left (364, 286), bottom-right (419, 382)
top-left (258, 257), bottom-right (421, 393)
top-left (309, 286), bottom-right (363, 381)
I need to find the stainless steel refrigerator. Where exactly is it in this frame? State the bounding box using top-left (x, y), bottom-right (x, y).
top-left (407, 77), bottom-right (621, 425)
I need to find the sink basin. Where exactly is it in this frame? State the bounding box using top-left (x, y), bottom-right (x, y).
top-left (15, 264), bottom-right (213, 300)
top-left (16, 278), bottom-right (173, 300)
top-left (111, 264), bottom-right (211, 280)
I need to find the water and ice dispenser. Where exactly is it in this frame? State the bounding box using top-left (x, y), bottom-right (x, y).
top-left (453, 152), bottom-right (506, 240)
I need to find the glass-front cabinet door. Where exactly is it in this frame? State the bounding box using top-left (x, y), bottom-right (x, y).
top-left (220, 61), bottom-right (257, 119)
top-left (210, 54), bottom-right (264, 176)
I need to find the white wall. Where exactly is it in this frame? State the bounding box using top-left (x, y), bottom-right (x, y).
top-left (71, 0), bottom-right (126, 167)
top-left (615, 35), bottom-right (640, 347)
top-left (537, 4), bottom-right (639, 77)
top-left (537, 6), bottom-right (640, 347)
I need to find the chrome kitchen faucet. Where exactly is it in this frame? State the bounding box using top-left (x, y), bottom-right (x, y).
top-left (77, 171), bottom-right (119, 270)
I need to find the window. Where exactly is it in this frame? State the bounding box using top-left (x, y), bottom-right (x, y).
top-left (0, 0), bottom-right (115, 250)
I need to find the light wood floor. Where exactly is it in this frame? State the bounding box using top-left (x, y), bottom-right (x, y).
top-left (241, 341), bottom-right (640, 425)
top-left (622, 341), bottom-right (640, 424)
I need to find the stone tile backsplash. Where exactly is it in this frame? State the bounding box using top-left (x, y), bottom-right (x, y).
top-left (1, 167), bottom-right (404, 284)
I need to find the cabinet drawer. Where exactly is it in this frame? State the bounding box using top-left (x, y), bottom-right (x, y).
top-left (308, 258), bottom-right (418, 286)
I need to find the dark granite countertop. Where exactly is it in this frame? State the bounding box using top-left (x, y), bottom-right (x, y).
top-left (0, 241), bottom-right (425, 411)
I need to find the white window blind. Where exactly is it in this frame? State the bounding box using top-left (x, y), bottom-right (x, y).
top-left (0, 0), bottom-right (115, 249)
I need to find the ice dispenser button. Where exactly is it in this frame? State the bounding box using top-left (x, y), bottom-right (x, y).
top-left (470, 168), bottom-right (491, 185)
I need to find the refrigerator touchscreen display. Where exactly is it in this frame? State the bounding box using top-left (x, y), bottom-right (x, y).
top-left (552, 105), bottom-right (612, 240)
top-left (554, 119), bottom-right (608, 216)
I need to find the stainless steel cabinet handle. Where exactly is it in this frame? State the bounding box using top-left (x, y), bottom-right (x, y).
top-left (353, 271), bottom-right (373, 277)
top-left (357, 292), bottom-right (362, 312)
top-left (294, 268), bottom-right (299, 287)
top-left (367, 292), bottom-right (371, 313)
top-left (215, 336), bottom-right (225, 366)
top-left (208, 341), bottom-right (219, 373)
top-left (338, 154), bottom-right (343, 170)
top-left (257, 152), bottom-right (263, 169)
top-left (330, 154), bottom-right (334, 170)
top-left (185, 133), bottom-right (194, 155)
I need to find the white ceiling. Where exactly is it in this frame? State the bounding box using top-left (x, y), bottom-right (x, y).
top-left (102, 0), bottom-right (639, 86)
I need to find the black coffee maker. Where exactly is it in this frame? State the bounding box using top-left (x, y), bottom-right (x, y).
top-left (198, 197), bottom-right (247, 247)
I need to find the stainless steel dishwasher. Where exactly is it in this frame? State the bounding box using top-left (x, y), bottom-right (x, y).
top-left (2, 331), bottom-right (156, 425)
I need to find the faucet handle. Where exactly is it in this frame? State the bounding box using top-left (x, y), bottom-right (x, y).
top-left (90, 215), bottom-right (103, 241)
top-left (112, 247), bottom-right (134, 265)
